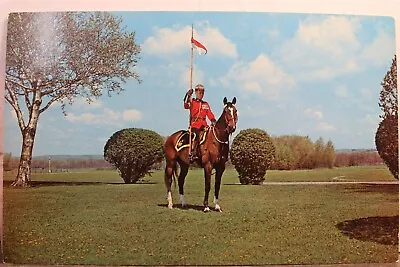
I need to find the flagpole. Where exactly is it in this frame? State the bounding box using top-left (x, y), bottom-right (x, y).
top-left (188, 24), bottom-right (194, 159)
top-left (190, 23), bottom-right (194, 91)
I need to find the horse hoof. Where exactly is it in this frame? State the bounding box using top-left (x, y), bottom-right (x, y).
top-left (215, 205), bottom-right (222, 212)
top-left (168, 203), bottom-right (173, 209)
top-left (204, 207), bottom-right (210, 212)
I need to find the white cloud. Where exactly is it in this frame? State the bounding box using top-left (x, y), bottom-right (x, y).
top-left (304, 108), bottom-right (323, 120)
top-left (267, 28), bottom-right (280, 41)
top-left (276, 15), bottom-right (395, 82)
top-left (335, 85), bottom-right (350, 98)
top-left (49, 98), bottom-right (104, 112)
top-left (123, 109), bottom-right (143, 121)
top-left (143, 60), bottom-right (207, 90)
top-left (363, 114), bottom-right (380, 126)
top-left (279, 16), bottom-right (361, 73)
top-left (5, 109), bottom-right (19, 125)
top-left (360, 30), bottom-right (396, 67)
top-left (97, 137), bottom-right (108, 144)
top-left (180, 64), bottom-right (205, 89)
top-left (360, 87), bottom-right (375, 99)
top-left (243, 105), bottom-right (271, 118)
top-left (66, 108), bottom-right (142, 126)
top-left (317, 122), bottom-right (336, 132)
top-left (220, 54), bottom-right (295, 99)
top-left (296, 16), bottom-right (361, 57)
top-left (66, 98), bottom-right (104, 110)
top-left (143, 24), bottom-right (238, 58)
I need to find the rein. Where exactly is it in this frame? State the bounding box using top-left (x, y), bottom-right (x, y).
top-left (211, 126), bottom-right (229, 145)
top-left (211, 106), bottom-right (236, 145)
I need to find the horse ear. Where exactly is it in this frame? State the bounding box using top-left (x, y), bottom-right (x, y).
top-left (223, 97), bottom-right (227, 105)
top-left (232, 97), bottom-right (236, 105)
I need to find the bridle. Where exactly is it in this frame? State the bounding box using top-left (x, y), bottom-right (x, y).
top-left (211, 104), bottom-right (238, 145)
top-left (224, 104), bottom-right (238, 134)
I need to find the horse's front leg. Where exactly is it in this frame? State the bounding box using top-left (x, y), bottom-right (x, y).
top-left (178, 163), bottom-right (189, 207)
top-left (214, 164), bottom-right (225, 212)
top-left (203, 163), bottom-right (213, 212)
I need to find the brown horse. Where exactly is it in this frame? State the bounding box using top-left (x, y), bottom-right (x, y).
top-left (164, 97), bottom-right (238, 212)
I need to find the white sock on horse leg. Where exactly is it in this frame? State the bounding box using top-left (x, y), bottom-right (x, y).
top-left (214, 196), bottom-right (220, 205)
top-left (214, 196), bottom-right (221, 211)
top-left (180, 194), bottom-right (186, 206)
top-left (167, 191), bottom-right (173, 209)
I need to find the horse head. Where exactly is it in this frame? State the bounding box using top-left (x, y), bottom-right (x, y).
top-left (222, 97), bottom-right (238, 134)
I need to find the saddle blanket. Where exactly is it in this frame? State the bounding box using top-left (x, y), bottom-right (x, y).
top-left (175, 128), bottom-right (209, 152)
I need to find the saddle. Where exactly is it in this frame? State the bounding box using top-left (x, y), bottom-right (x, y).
top-left (175, 127), bottom-right (209, 152)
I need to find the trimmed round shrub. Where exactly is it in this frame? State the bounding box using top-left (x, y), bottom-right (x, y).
top-left (230, 128), bottom-right (275, 185)
top-left (375, 115), bottom-right (398, 180)
top-left (104, 128), bottom-right (165, 183)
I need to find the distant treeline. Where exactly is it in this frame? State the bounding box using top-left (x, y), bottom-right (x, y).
top-left (3, 156), bottom-right (114, 172)
top-left (3, 135), bottom-right (383, 172)
top-left (269, 135), bottom-right (383, 170)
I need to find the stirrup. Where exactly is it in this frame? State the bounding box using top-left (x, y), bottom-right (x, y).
top-left (189, 152), bottom-right (198, 162)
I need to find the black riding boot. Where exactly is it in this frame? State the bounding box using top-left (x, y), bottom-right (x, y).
top-left (190, 140), bottom-right (199, 162)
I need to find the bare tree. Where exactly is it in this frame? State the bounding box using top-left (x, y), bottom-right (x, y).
top-left (5, 12), bottom-right (142, 187)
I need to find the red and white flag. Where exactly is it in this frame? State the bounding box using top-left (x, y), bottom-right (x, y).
top-left (191, 37), bottom-right (208, 55)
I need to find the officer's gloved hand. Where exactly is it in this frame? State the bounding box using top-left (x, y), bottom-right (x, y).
top-left (187, 88), bottom-right (194, 96)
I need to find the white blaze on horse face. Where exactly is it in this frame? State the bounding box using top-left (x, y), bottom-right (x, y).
top-left (228, 107), bottom-right (234, 119)
top-left (228, 106), bottom-right (235, 126)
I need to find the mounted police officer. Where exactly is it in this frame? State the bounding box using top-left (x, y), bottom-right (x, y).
top-left (184, 83), bottom-right (216, 162)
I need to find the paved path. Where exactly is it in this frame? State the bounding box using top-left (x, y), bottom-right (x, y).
top-left (262, 181), bottom-right (399, 185)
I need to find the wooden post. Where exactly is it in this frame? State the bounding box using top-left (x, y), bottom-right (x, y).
top-left (188, 24), bottom-right (194, 159)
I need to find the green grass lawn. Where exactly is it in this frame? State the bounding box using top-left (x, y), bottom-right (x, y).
top-left (2, 166), bottom-right (398, 265)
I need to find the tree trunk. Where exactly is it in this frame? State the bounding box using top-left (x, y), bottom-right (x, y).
top-left (12, 127), bottom-right (37, 187)
top-left (12, 91), bottom-right (42, 188)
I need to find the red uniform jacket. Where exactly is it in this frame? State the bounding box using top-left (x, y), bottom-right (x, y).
top-left (184, 98), bottom-right (216, 129)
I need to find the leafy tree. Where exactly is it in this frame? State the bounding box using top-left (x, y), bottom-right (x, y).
top-left (275, 135), bottom-right (314, 169)
top-left (104, 128), bottom-right (165, 184)
top-left (5, 12), bottom-right (141, 187)
top-left (2, 153), bottom-right (13, 171)
top-left (375, 115), bottom-right (398, 179)
top-left (312, 137), bottom-right (325, 168)
top-left (378, 55), bottom-right (397, 119)
top-left (323, 140), bottom-right (336, 169)
top-left (272, 141), bottom-right (296, 170)
top-left (230, 128), bottom-right (275, 185)
top-left (375, 55), bottom-right (398, 180)
top-left (291, 135), bottom-right (315, 169)
top-left (271, 135), bottom-right (336, 170)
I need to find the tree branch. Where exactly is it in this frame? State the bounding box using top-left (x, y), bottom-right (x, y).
top-left (24, 88), bottom-right (32, 110)
top-left (39, 94), bottom-right (64, 114)
top-left (5, 78), bottom-right (35, 92)
top-left (41, 78), bottom-right (79, 96)
top-left (5, 81), bottom-right (26, 130)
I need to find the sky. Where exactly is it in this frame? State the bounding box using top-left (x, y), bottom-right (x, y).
top-left (3, 11), bottom-right (397, 156)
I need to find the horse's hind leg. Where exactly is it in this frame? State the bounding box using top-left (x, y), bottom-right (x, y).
top-left (164, 161), bottom-right (174, 209)
top-left (178, 162), bottom-right (189, 207)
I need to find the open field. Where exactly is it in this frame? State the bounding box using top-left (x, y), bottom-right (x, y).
top-left (2, 166), bottom-right (399, 265)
